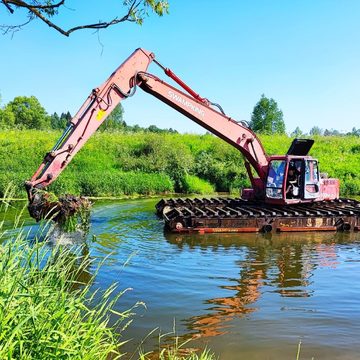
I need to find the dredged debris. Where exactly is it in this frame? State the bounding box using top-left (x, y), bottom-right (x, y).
top-left (28, 190), bottom-right (91, 232)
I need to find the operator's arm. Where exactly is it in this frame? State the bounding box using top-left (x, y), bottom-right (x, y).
top-left (25, 48), bottom-right (154, 200)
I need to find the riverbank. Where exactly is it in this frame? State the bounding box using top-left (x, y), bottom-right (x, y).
top-left (0, 201), bottom-right (215, 360)
top-left (1, 130), bottom-right (359, 198)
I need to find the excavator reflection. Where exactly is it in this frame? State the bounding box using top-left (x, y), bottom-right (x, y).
top-left (164, 231), bottom-right (356, 340)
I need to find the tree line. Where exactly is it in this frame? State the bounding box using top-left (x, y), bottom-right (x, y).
top-left (0, 93), bottom-right (288, 134)
top-left (0, 94), bottom-right (358, 137)
top-left (0, 95), bottom-right (177, 134)
top-left (293, 126), bottom-right (360, 137)
top-left (249, 94), bottom-right (360, 137)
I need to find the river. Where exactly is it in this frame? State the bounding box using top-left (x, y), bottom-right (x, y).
top-left (3, 198), bottom-right (360, 359)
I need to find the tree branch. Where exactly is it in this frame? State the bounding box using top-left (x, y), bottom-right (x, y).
top-left (3, 0), bottom-right (64, 9)
top-left (0, 17), bottom-right (32, 35)
top-left (2, 0), bottom-right (15, 13)
top-left (26, 0), bottom-right (64, 10)
top-left (1, 0), bottom-right (168, 37)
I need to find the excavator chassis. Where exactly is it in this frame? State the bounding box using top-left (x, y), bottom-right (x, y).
top-left (156, 197), bottom-right (360, 233)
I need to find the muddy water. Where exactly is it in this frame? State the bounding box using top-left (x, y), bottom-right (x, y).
top-left (4, 198), bottom-right (360, 359)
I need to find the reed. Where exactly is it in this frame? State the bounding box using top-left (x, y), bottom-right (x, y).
top-left (0, 200), bottom-right (136, 359)
top-left (0, 195), bottom-right (216, 359)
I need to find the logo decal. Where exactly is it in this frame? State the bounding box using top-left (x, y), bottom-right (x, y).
top-left (96, 109), bottom-right (106, 121)
top-left (168, 91), bottom-right (205, 117)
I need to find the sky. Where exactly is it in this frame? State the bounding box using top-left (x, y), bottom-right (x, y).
top-left (0, 0), bottom-right (360, 134)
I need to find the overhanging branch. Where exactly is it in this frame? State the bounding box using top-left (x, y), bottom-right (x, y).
top-left (0, 0), bottom-right (166, 37)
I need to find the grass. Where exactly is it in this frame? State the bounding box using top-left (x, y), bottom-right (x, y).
top-left (0, 204), bottom-right (132, 359)
top-left (0, 130), bottom-right (359, 198)
top-left (0, 194), bottom-right (216, 360)
top-left (136, 324), bottom-right (217, 360)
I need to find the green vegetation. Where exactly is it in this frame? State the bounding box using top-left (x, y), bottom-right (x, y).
top-left (0, 97), bottom-right (178, 134)
top-left (0, 130), bottom-right (359, 198)
top-left (0, 196), bottom-right (215, 359)
top-left (0, 96), bottom-right (49, 129)
top-left (1, 0), bottom-right (169, 37)
top-left (250, 94), bottom-right (285, 134)
top-left (0, 210), bottom-right (128, 358)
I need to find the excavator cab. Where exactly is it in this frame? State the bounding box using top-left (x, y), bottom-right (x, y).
top-left (265, 157), bottom-right (321, 203)
top-left (265, 139), bottom-right (321, 204)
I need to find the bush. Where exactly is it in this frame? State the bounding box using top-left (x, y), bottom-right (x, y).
top-left (181, 175), bottom-right (214, 194)
top-left (0, 130), bottom-right (359, 198)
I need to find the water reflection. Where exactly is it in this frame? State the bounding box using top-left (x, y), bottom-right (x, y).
top-left (185, 246), bottom-right (268, 338)
top-left (44, 225), bottom-right (94, 289)
top-left (165, 231), bottom-right (359, 340)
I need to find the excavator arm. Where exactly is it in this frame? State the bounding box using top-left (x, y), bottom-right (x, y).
top-left (137, 71), bottom-right (269, 187)
top-left (25, 48), bottom-right (269, 203)
top-left (25, 48), bottom-right (154, 200)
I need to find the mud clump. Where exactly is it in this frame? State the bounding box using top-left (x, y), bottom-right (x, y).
top-left (28, 191), bottom-right (91, 232)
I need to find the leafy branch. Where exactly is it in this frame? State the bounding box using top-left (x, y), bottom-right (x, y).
top-left (1, 0), bottom-right (169, 36)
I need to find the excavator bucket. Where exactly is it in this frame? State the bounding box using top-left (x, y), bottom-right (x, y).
top-left (27, 188), bottom-right (91, 230)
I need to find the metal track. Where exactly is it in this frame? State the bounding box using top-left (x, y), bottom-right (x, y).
top-left (156, 197), bottom-right (360, 233)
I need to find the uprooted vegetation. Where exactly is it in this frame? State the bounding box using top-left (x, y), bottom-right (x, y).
top-left (28, 189), bottom-right (92, 232)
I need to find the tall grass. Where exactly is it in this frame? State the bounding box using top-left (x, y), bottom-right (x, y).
top-left (0, 197), bottom-right (216, 360)
top-left (1, 130), bottom-right (359, 198)
top-left (144, 335), bottom-right (216, 360)
top-left (0, 192), bottom-right (138, 359)
top-left (0, 228), bottom-right (131, 358)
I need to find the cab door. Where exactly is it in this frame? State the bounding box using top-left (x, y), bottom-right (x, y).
top-left (304, 160), bottom-right (320, 199)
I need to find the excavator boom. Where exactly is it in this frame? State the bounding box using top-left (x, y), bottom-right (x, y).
top-left (26, 48), bottom-right (268, 199)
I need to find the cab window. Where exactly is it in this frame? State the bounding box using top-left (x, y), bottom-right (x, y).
top-left (266, 160), bottom-right (285, 199)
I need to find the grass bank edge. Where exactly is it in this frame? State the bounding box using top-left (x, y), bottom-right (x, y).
top-left (1, 130), bottom-right (359, 198)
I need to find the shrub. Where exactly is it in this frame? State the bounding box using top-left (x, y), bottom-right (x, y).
top-left (1, 130), bottom-right (359, 198)
top-left (181, 175), bottom-right (214, 194)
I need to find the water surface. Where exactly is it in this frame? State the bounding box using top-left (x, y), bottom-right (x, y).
top-left (3, 198), bottom-right (360, 359)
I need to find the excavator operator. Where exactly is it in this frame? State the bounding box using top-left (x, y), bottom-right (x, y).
top-left (286, 162), bottom-right (300, 198)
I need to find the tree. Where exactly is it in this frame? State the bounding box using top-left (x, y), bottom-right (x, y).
top-left (99, 104), bottom-right (126, 131)
top-left (4, 95), bottom-right (50, 129)
top-left (351, 127), bottom-right (360, 136)
top-left (147, 125), bottom-right (163, 133)
top-left (309, 126), bottom-right (323, 136)
top-left (291, 126), bottom-right (303, 138)
top-left (0, 106), bottom-right (16, 128)
top-left (50, 112), bottom-right (60, 129)
top-left (1, 0), bottom-right (169, 36)
top-left (146, 124), bottom-right (178, 133)
top-left (50, 111), bottom-right (71, 129)
top-left (250, 94), bottom-right (285, 134)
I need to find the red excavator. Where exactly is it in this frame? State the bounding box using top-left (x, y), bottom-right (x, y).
top-left (25, 48), bottom-right (360, 233)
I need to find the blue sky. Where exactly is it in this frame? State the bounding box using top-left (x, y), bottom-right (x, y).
top-left (1, 0), bottom-right (359, 134)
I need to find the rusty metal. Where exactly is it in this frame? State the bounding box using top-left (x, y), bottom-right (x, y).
top-left (277, 226), bottom-right (337, 232)
top-left (156, 197), bottom-right (360, 233)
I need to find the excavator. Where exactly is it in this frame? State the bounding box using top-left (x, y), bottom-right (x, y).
top-left (25, 48), bottom-right (360, 233)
